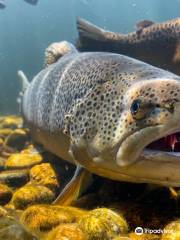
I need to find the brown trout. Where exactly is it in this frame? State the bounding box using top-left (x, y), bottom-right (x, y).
top-left (77, 17), bottom-right (180, 75)
top-left (17, 41), bottom-right (180, 191)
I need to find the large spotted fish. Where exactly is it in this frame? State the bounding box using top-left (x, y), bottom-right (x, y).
top-left (19, 41), bottom-right (180, 204)
top-left (77, 18), bottom-right (180, 75)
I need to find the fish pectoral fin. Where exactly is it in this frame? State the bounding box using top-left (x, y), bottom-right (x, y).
top-left (53, 166), bottom-right (92, 206)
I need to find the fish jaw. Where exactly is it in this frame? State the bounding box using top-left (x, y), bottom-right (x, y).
top-left (70, 137), bottom-right (180, 186)
top-left (116, 125), bottom-right (180, 167)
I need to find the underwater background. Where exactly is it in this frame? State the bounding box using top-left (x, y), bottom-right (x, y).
top-left (0, 0), bottom-right (180, 114)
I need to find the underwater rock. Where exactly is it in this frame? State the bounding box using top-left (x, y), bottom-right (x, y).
top-left (0, 128), bottom-right (14, 138)
top-left (12, 184), bottom-right (55, 210)
top-left (129, 233), bottom-right (160, 239)
top-left (112, 237), bottom-right (131, 240)
top-left (45, 223), bottom-right (86, 240)
top-left (4, 129), bottom-right (30, 151)
top-left (30, 163), bottom-right (59, 192)
top-left (0, 206), bottom-right (8, 217)
top-left (0, 215), bottom-right (34, 240)
top-left (0, 140), bottom-right (15, 158)
top-left (0, 156), bottom-right (6, 170)
top-left (20, 205), bottom-right (86, 238)
top-left (78, 208), bottom-right (128, 240)
top-left (0, 116), bottom-right (23, 129)
top-left (0, 169), bottom-right (29, 188)
top-left (0, 184), bottom-right (13, 205)
top-left (161, 219), bottom-right (180, 240)
top-left (5, 151), bottom-right (43, 169)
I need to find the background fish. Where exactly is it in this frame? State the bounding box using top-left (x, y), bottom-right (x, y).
top-left (23, 0), bottom-right (38, 5)
top-left (77, 17), bottom-right (180, 75)
top-left (0, 0), bottom-right (5, 9)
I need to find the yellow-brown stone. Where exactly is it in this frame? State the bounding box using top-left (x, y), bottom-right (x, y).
top-left (12, 184), bottom-right (55, 209)
top-left (78, 208), bottom-right (128, 240)
top-left (46, 223), bottom-right (86, 240)
top-left (30, 163), bottom-right (59, 192)
top-left (5, 151), bottom-right (42, 169)
top-left (0, 184), bottom-right (13, 205)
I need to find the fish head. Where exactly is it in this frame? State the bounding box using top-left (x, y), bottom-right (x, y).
top-left (66, 77), bottom-right (180, 186)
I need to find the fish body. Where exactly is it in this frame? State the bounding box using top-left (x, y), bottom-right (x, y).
top-left (22, 42), bottom-right (180, 186)
top-left (77, 18), bottom-right (180, 75)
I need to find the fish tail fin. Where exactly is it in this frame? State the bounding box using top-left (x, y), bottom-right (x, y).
top-left (77, 17), bottom-right (106, 42)
top-left (53, 166), bottom-right (92, 206)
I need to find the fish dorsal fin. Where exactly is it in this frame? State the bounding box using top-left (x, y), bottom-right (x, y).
top-left (44, 41), bottom-right (78, 68)
top-left (136, 20), bottom-right (155, 31)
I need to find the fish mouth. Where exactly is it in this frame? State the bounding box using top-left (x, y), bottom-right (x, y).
top-left (143, 131), bottom-right (180, 156)
top-left (111, 125), bottom-right (180, 186)
top-left (116, 124), bottom-right (180, 167)
top-left (141, 130), bottom-right (180, 165)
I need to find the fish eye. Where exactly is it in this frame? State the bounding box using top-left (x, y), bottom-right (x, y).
top-left (131, 99), bottom-right (141, 114)
top-left (130, 99), bottom-right (146, 120)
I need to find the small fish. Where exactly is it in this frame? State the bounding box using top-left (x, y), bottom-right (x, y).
top-left (77, 17), bottom-right (180, 75)
top-left (0, 0), bottom-right (6, 9)
top-left (20, 42), bottom-right (180, 204)
top-left (23, 0), bottom-right (38, 5)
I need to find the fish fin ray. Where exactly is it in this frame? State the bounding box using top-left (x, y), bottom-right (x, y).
top-left (53, 166), bottom-right (92, 206)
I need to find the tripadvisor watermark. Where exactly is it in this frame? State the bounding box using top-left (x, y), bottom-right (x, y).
top-left (135, 227), bottom-right (174, 235)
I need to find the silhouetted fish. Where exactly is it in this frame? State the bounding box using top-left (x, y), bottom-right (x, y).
top-left (0, 0), bottom-right (6, 9)
top-left (77, 18), bottom-right (180, 75)
top-left (23, 0), bottom-right (38, 5)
